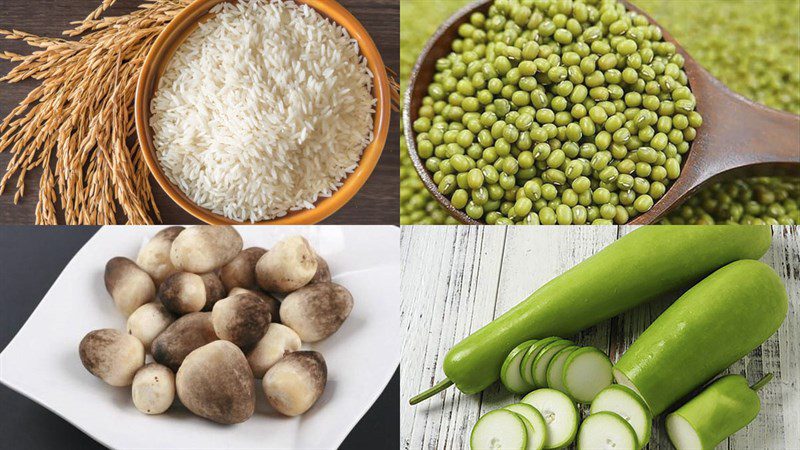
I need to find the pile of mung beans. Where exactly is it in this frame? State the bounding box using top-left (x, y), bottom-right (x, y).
top-left (661, 177), bottom-right (799, 225)
top-left (400, 1), bottom-right (464, 226)
top-left (400, 0), bottom-right (799, 225)
top-left (411, 0), bottom-right (701, 225)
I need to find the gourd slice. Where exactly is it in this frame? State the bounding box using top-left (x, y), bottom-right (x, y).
top-left (590, 384), bottom-right (652, 447)
top-left (562, 347), bottom-right (613, 403)
top-left (501, 340), bottom-right (537, 394)
top-left (521, 389), bottom-right (578, 449)
top-left (503, 403), bottom-right (547, 450)
top-left (532, 339), bottom-right (573, 388)
top-left (520, 337), bottom-right (559, 386)
top-left (545, 345), bottom-right (579, 393)
top-left (470, 409), bottom-right (528, 450)
top-left (577, 411), bottom-right (639, 450)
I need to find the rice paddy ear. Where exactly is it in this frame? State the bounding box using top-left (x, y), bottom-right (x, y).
top-left (0, 1), bottom-right (188, 224)
top-left (387, 66), bottom-right (400, 111)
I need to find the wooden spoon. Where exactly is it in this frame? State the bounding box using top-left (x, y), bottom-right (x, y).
top-left (402, 0), bottom-right (800, 225)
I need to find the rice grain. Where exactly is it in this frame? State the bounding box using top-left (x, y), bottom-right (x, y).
top-left (150, 0), bottom-right (376, 222)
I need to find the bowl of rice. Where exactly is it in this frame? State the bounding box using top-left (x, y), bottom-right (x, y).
top-left (135, 0), bottom-right (391, 224)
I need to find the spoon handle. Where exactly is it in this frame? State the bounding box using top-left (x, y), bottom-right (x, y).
top-left (631, 64), bottom-right (800, 225)
top-left (693, 65), bottom-right (800, 174)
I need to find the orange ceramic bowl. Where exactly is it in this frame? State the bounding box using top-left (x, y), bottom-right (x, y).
top-left (135, 0), bottom-right (391, 224)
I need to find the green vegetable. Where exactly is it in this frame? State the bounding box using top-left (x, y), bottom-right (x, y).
top-left (504, 403), bottom-right (548, 450)
top-left (561, 347), bottom-right (613, 404)
top-left (665, 374), bottom-right (773, 450)
top-left (521, 389), bottom-right (579, 449)
top-left (520, 337), bottom-right (560, 386)
top-left (470, 409), bottom-right (528, 450)
top-left (531, 339), bottom-right (572, 388)
top-left (409, 226), bottom-right (770, 404)
top-left (613, 260), bottom-right (788, 415)
top-left (577, 411), bottom-right (639, 450)
top-left (590, 384), bottom-right (653, 447)
top-left (544, 346), bottom-right (579, 394)
top-left (501, 340), bottom-right (538, 394)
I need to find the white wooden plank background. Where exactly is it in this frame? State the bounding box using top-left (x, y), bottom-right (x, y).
top-left (400, 226), bottom-right (800, 450)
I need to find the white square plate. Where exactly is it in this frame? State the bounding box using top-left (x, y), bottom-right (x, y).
top-left (0, 225), bottom-right (400, 449)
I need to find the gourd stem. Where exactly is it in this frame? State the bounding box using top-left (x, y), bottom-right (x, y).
top-left (409, 379), bottom-right (454, 405)
top-left (750, 373), bottom-right (773, 391)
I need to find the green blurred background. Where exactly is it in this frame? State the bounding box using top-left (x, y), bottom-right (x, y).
top-left (400, 0), bottom-right (800, 225)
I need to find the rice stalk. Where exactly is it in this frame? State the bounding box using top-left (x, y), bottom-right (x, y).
top-left (387, 66), bottom-right (401, 112)
top-left (0, 0), bottom-right (188, 224)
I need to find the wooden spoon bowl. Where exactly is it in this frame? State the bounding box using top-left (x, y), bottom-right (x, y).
top-left (403, 0), bottom-right (800, 225)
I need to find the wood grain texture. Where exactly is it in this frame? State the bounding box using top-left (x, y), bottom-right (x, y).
top-left (400, 226), bottom-right (800, 450)
top-left (0, 0), bottom-right (399, 225)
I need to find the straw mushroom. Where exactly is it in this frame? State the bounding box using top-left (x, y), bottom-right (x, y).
top-left (126, 302), bottom-right (175, 349)
top-left (311, 254), bottom-right (331, 284)
top-left (280, 282), bottom-right (353, 342)
top-left (200, 272), bottom-right (226, 311)
top-left (211, 293), bottom-right (271, 348)
top-left (247, 323), bottom-right (301, 378)
top-left (220, 247), bottom-right (267, 292)
top-left (79, 329), bottom-right (145, 387)
top-left (104, 257), bottom-right (155, 316)
top-left (157, 272), bottom-right (206, 315)
top-left (132, 363), bottom-right (175, 415)
top-left (151, 312), bottom-right (218, 371)
top-left (176, 341), bottom-right (255, 424)
top-left (170, 225), bottom-right (243, 273)
top-left (229, 287), bottom-right (280, 324)
top-left (262, 351), bottom-right (327, 416)
top-left (136, 226), bottom-right (184, 285)
top-left (256, 236), bottom-right (317, 293)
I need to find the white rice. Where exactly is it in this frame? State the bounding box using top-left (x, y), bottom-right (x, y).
top-left (150, 0), bottom-right (375, 222)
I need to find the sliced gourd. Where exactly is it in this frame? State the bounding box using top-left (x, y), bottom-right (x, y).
top-left (470, 409), bottom-right (528, 450)
top-left (503, 403), bottom-right (547, 450)
top-left (545, 345), bottom-right (579, 393)
top-left (532, 339), bottom-right (573, 388)
top-left (666, 414), bottom-right (704, 450)
top-left (521, 389), bottom-right (578, 449)
top-left (562, 347), bottom-right (613, 403)
top-left (665, 373), bottom-right (772, 450)
top-left (577, 411), bottom-right (639, 450)
top-left (520, 337), bottom-right (559, 386)
top-left (501, 340), bottom-right (537, 394)
top-left (590, 384), bottom-right (652, 448)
